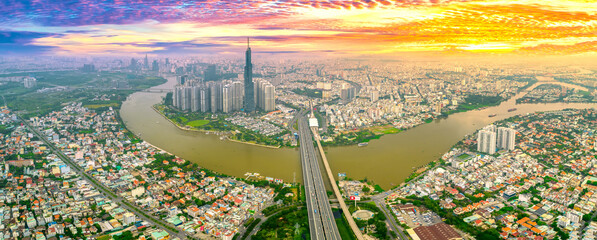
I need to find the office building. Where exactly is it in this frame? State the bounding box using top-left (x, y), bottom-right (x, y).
top-left (129, 58), bottom-right (137, 70)
top-left (341, 85), bottom-right (357, 104)
top-left (152, 60), bottom-right (159, 72)
top-left (244, 38), bottom-right (255, 112)
top-left (177, 75), bottom-right (187, 85)
top-left (81, 64), bottom-right (95, 72)
top-left (204, 64), bottom-right (216, 81)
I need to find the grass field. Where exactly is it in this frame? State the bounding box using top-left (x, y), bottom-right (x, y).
top-left (457, 153), bottom-right (472, 160)
top-left (177, 116), bottom-right (188, 123)
top-left (369, 125), bottom-right (402, 135)
top-left (187, 119), bottom-right (209, 127)
top-left (335, 213), bottom-right (357, 240)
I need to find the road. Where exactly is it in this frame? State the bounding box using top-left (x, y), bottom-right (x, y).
top-left (311, 123), bottom-right (365, 240)
top-left (298, 115), bottom-right (341, 240)
top-left (18, 116), bottom-right (189, 240)
top-left (371, 194), bottom-right (409, 240)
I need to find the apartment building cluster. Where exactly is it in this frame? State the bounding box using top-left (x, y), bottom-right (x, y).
top-left (477, 125), bottom-right (517, 155)
top-left (388, 109), bottom-right (597, 240)
top-left (173, 79), bottom-right (275, 113)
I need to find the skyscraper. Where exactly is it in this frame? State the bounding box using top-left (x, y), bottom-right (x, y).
top-left (341, 84), bottom-right (357, 104)
top-left (232, 81), bottom-right (243, 111)
top-left (181, 86), bottom-right (192, 111)
top-left (263, 83), bottom-right (275, 112)
top-left (209, 82), bottom-right (222, 113)
top-left (152, 60), bottom-right (159, 72)
top-left (477, 130), bottom-right (497, 154)
top-left (254, 79), bottom-right (275, 112)
top-left (144, 54), bottom-right (149, 69)
top-left (222, 84), bottom-right (232, 113)
top-left (173, 86), bottom-right (183, 108)
top-left (243, 38), bottom-right (255, 112)
top-left (191, 86), bottom-right (200, 112)
top-left (204, 64), bottom-right (216, 81)
top-left (199, 87), bottom-right (210, 112)
top-left (497, 127), bottom-right (516, 150)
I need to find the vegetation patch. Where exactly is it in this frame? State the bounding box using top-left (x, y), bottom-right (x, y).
top-left (252, 206), bottom-right (310, 240)
top-left (186, 119), bottom-right (209, 127)
top-left (335, 212), bottom-right (357, 240)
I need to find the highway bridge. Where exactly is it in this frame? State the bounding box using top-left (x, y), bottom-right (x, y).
top-left (298, 116), bottom-right (341, 240)
top-left (140, 88), bottom-right (172, 93)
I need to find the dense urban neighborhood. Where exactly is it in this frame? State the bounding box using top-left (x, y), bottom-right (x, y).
top-left (388, 109), bottom-right (597, 240)
top-left (0, 104), bottom-right (290, 240)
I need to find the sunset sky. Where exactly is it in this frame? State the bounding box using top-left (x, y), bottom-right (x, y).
top-left (1, 0), bottom-right (597, 56)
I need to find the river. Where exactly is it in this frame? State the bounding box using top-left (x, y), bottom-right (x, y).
top-left (120, 76), bottom-right (596, 189)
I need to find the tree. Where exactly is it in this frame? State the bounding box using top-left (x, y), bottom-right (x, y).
top-left (113, 231), bottom-right (134, 240)
top-left (362, 186), bottom-right (371, 193)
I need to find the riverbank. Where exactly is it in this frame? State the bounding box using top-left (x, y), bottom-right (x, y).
top-left (152, 104), bottom-right (282, 149)
top-left (226, 138), bottom-right (281, 149)
top-left (122, 76), bottom-right (597, 189)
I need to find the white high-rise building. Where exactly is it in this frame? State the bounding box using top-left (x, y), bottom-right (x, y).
top-left (371, 90), bottom-right (379, 102)
top-left (23, 77), bottom-right (37, 88)
top-left (191, 86), bottom-right (200, 112)
top-left (232, 81), bottom-right (243, 111)
top-left (263, 84), bottom-right (275, 112)
top-left (254, 79), bottom-right (275, 112)
top-left (172, 80), bottom-right (246, 113)
top-left (173, 86), bottom-right (183, 108)
top-left (200, 87), bottom-right (210, 112)
top-left (477, 129), bottom-right (497, 154)
top-left (181, 86), bottom-right (192, 111)
top-left (209, 82), bottom-right (221, 113)
top-left (497, 127), bottom-right (516, 150)
top-left (123, 212), bottom-right (136, 225)
top-left (222, 85), bottom-right (233, 113)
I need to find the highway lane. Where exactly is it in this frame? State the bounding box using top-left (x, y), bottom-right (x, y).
top-left (304, 118), bottom-right (340, 240)
top-left (299, 115), bottom-right (324, 240)
top-left (298, 115), bottom-right (341, 240)
top-left (311, 125), bottom-right (365, 240)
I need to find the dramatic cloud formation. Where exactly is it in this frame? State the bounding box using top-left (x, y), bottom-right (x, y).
top-left (1, 0), bottom-right (596, 55)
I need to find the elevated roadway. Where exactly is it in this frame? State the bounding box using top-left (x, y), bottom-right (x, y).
top-left (298, 116), bottom-right (341, 240)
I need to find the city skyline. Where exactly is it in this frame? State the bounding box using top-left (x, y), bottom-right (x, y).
top-left (1, 0), bottom-right (597, 56)
top-left (1, 1), bottom-right (597, 240)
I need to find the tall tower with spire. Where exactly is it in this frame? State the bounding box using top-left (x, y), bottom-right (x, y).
top-left (243, 37), bottom-right (255, 112)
